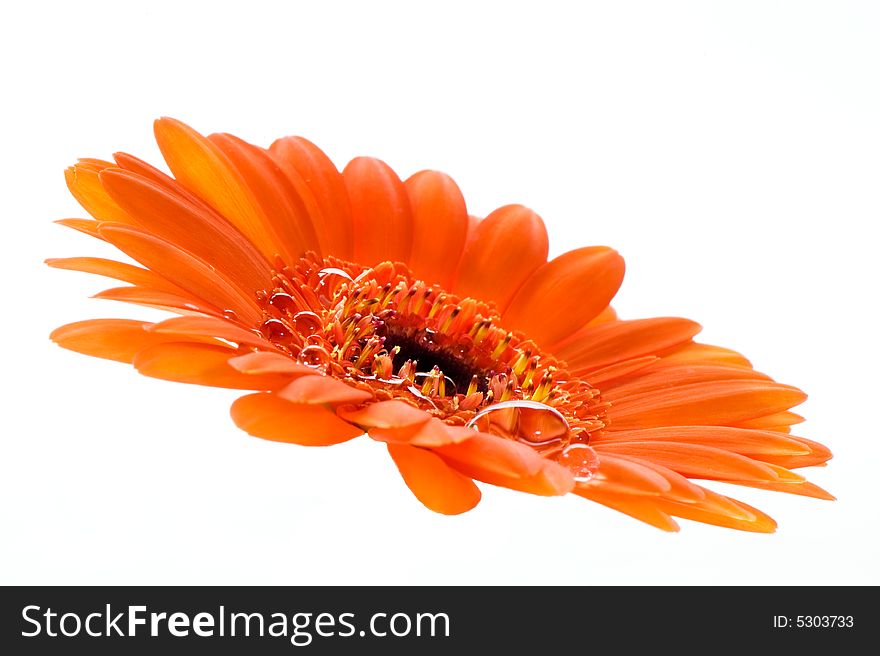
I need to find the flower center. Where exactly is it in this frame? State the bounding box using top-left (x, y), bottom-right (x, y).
top-left (251, 254), bottom-right (608, 460)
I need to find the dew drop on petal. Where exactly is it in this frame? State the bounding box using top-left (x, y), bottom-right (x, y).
top-left (419, 328), bottom-right (437, 348)
top-left (465, 400), bottom-right (571, 453)
top-left (222, 309), bottom-right (238, 321)
top-left (260, 318), bottom-right (293, 344)
top-left (297, 345), bottom-right (331, 372)
top-left (269, 292), bottom-right (297, 313)
top-left (292, 311), bottom-right (323, 336)
top-left (557, 444), bottom-right (600, 482)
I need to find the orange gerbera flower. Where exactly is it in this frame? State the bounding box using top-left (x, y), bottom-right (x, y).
top-left (50, 118), bottom-right (833, 531)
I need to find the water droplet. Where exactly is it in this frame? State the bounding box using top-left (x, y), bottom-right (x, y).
top-left (557, 444), bottom-right (599, 483)
top-left (260, 318), bottom-right (293, 344)
top-left (222, 309), bottom-right (238, 321)
top-left (297, 345), bottom-right (330, 371)
top-left (292, 311), bottom-right (323, 336)
top-left (466, 400), bottom-right (571, 452)
top-left (418, 328), bottom-right (437, 348)
top-left (269, 292), bottom-right (297, 313)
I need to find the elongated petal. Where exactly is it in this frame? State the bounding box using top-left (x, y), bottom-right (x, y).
top-left (133, 342), bottom-right (290, 390)
top-left (55, 218), bottom-right (105, 240)
top-left (98, 224), bottom-right (262, 325)
top-left (591, 426), bottom-right (812, 457)
top-left (572, 487), bottom-right (680, 532)
top-left (276, 375), bottom-right (373, 405)
top-left (209, 133), bottom-right (322, 259)
top-left (100, 168), bottom-right (272, 294)
top-left (453, 204), bottom-right (548, 312)
top-left (153, 118), bottom-right (284, 262)
top-left (231, 393), bottom-right (363, 445)
top-left (557, 317), bottom-right (701, 372)
top-left (227, 351), bottom-right (317, 376)
top-left (601, 365), bottom-right (771, 402)
top-left (733, 411), bottom-right (805, 431)
top-left (725, 479), bottom-right (835, 500)
top-left (436, 433), bottom-right (575, 496)
top-left (343, 157), bottom-right (413, 266)
top-left (657, 491), bottom-right (777, 533)
top-left (755, 436), bottom-right (833, 469)
top-left (337, 400), bottom-right (431, 429)
top-left (594, 441), bottom-right (781, 482)
top-left (605, 380), bottom-right (807, 429)
top-left (603, 455), bottom-right (706, 502)
top-left (52, 319), bottom-right (165, 363)
top-left (148, 316), bottom-right (270, 349)
top-left (660, 342), bottom-right (752, 368)
top-left (46, 257), bottom-right (184, 293)
top-left (503, 247), bottom-right (625, 348)
top-left (582, 356), bottom-right (659, 386)
top-left (404, 170), bottom-right (468, 288)
top-left (582, 454), bottom-right (672, 496)
top-left (65, 163), bottom-right (129, 223)
top-left (268, 136), bottom-right (354, 259)
top-left (387, 444), bottom-right (481, 515)
top-left (369, 418), bottom-right (474, 447)
top-left (93, 286), bottom-right (222, 317)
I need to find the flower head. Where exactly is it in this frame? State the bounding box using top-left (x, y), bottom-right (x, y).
top-left (50, 118), bottom-right (833, 531)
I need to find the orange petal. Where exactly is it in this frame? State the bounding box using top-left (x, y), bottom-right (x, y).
top-left (586, 305), bottom-right (618, 326)
top-left (591, 426), bottom-right (813, 457)
top-left (594, 441), bottom-right (781, 482)
top-left (724, 478), bottom-right (835, 500)
top-left (369, 418), bottom-right (475, 447)
top-left (605, 380), bottom-right (807, 429)
top-left (660, 342), bottom-right (752, 368)
top-left (93, 286), bottom-right (222, 317)
top-left (133, 342), bottom-right (290, 390)
top-left (657, 491), bottom-right (777, 533)
top-left (45, 256), bottom-right (185, 294)
top-left (268, 136), bottom-right (354, 259)
top-left (404, 170), bottom-right (468, 288)
top-left (503, 246), bottom-right (625, 349)
top-left (556, 317), bottom-right (701, 372)
top-left (153, 117), bottom-right (283, 262)
top-left (581, 356), bottom-right (659, 386)
top-left (343, 157), bottom-right (413, 266)
top-left (209, 133), bottom-right (322, 259)
top-left (276, 375), bottom-right (373, 405)
top-left (98, 224), bottom-right (262, 325)
top-left (227, 351), bottom-right (318, 376)
top-left (603, 455), bottom-right (706, 503)
top-left (51, 319), bottom-right (166, 364)
top-left (337, 400), bottom-right (431, 429)
top-left (148, 315), bottom-right (271, 349)
top-left (733, 411), bottom-right (805, 430)
top-left (65, 162), bottom-right (129, 223)
top-left (601, 364), bottom-right (771, 402)
top-left (231, 393), bottom-right (363, 445)
top-left (387, 443), bottom-right (481, 515)
top-left (55, 218), bottom-right (105, 240)
top-left (453, 204), bottom-right (548, 312)
top-left (573, 487), bottom-right (680, 532)
top-left (435, 433), bottom-right (574, 496)
top-left (755, 436), bottom-right (833, 469)
top-left (99, 168), bottom-right (272, 295)
top-left (581, 454), bottom-right (672, 496)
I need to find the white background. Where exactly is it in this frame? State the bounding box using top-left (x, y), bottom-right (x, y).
top-left (1, 0), bottom-right (877, 585)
